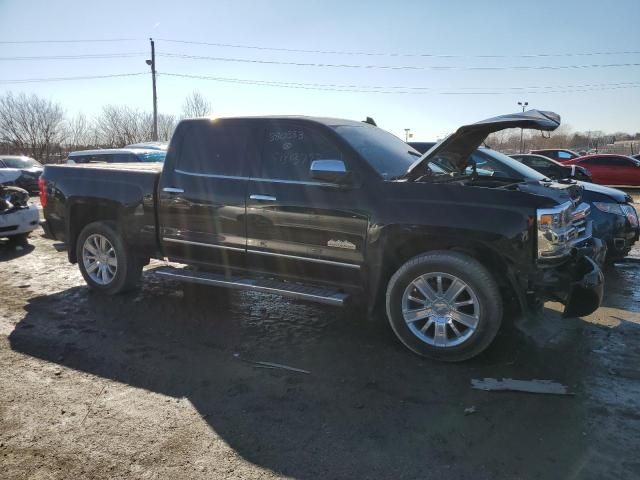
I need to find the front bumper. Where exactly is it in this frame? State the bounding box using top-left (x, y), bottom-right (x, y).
top-left (591, 208), bottom-right (639, 260)
top-left (531, 237), bottom-right (605, 318)
top-left (0, 204), bottom-right (40, 237)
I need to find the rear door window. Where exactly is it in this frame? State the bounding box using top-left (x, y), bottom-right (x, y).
top-left (557, 151), bottom-right (573, 160)
top-left (176, 120), bottom-right (248, 176)
top-left (259, 123), bottom-right (345, 181)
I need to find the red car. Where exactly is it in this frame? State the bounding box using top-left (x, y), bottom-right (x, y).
top-left (562, 154), bottom-right (640, 186)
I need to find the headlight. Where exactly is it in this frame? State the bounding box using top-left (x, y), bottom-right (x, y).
top-left (537, 201), bottom-right (575, 259)
top-left (621, 204), bottom-right (638, 228)
top-left (595, 202), bottom-right (639, 228)
top-left (593, 202), bottom-right (623, 215)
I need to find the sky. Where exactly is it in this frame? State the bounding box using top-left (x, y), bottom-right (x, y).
top-left (0, 0), bottom-right (639, 140)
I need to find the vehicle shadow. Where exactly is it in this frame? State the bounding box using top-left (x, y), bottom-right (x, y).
top-left (0, 238), bottom-right (35, 261)
top-left (8, 278), bottom-right (596, 479)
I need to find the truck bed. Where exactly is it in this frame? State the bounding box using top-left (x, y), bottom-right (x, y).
top-left (41, 162), bottom-right (162, 261)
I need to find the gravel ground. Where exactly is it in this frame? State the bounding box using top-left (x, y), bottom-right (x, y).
top-left (1, 198), bottom-right (640, 479)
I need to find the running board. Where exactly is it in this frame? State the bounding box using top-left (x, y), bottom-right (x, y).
top-left (154, 267), bottom-right (350, 307)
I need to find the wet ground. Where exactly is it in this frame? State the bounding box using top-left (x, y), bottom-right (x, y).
top-left (1, 199), bottom-right (639, 479)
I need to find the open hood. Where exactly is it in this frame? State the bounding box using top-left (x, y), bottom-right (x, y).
top-left (404, 110), bottom-right (561, 181)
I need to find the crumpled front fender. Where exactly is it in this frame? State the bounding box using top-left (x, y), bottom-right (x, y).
top-left (562, 255), bottom-right (604, 318)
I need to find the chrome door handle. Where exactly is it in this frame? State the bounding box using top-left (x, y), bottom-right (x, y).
top-left (163, 187), bottom-right (184, 194)
top-left (250, 194), bottom-right (277, 202)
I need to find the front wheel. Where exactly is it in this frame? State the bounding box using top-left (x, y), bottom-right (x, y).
top-left (386, 251), bottom-right (503, 362)
top-left (76, 221), bottom-right (143, 294)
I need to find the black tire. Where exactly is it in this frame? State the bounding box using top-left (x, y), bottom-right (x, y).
top-left (76, 221), bottom-right (143, 294)
top-left (386, 251), bottom-right (502, 362)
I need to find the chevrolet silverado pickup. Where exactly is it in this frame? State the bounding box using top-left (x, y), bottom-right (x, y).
top-left (40, 110), bottom-right (604, 361)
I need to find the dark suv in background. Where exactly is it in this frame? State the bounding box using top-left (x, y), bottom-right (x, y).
top-left (0, 155), bottom-right (43, 193)
top-left (510, 153), bottom-right (592, 182)
top-left (530, 149), bottom-right (580, 162)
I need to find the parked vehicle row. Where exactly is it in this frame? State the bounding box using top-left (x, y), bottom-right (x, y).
top-left (41, 110), bottom-right (605, 362)
top-left (561, 154), bottom-right (640, 187)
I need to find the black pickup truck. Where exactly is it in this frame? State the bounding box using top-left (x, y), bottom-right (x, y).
top-left (41, 110), bottom-right (604, 361)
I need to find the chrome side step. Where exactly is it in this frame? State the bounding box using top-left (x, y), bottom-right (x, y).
top-left (153, 267), bottom-right (350, 307)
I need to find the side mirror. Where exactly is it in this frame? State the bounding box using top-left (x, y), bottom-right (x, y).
top-left (310, 160), bottom-right (351, 184)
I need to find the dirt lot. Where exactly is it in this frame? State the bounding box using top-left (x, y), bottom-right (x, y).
top-left (1, 202), bottom-right (640, 479)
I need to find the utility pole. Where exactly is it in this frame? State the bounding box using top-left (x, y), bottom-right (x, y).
top-left (146, 38), bottom-right (158, 141)
top-left (404, 128), bottom-right (412, 142)
top-left (517, 101), bottom-right (528, 153)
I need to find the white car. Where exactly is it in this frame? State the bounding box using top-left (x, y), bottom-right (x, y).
top-left (1, 170), bottom-right (40, 242)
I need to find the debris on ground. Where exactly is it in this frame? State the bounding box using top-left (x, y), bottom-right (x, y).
top-left (463, 406), bottom-right (477, 415)
top-left (234, 353), bottom-right (310, 374)
top-left (471, 378), bottom-right (573, 396)
top-left (250, 361), bottom-right (310, 374)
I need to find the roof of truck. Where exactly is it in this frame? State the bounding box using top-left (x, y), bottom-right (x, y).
top-left (180, 116), bottom-right (368, 127)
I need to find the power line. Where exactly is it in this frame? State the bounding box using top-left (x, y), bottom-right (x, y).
top-left (159, 53), bottom-right (640, 71)
top-left (157, 38), bottom-right (640, 59)
top-left (0, 53), bottom-right (144, 61)
top-left (159, 72), bottom-right (640, 95)
top-left (0, 38), bottom-right (140, 44)
top-left (0, 72), bottom-right (148, 84)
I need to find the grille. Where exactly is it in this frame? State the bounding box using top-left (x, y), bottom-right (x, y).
top-left (571, 203), bottom-right (591, 240)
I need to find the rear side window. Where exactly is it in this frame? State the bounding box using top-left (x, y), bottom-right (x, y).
top-left (110, 153), bottom-right (136, 163)
top-left (259, 123), bottom-right (344, 181)
top-left (580, 157), bottom-right (604, 165)
top-left (607, 157), bottom-right (637, 166)
top-left (176, 120), bottom-right (247, 176)
top-left (522, 156), bottom-right (552, 168)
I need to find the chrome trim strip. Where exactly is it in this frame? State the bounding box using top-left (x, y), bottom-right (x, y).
top-left (174, 169), bottom-right (338, 187)
top-left (175, 169), bottom-right (246, 181)
top-left (162, 187), bottom-right (184, 193)
top-left (162, 238), bottom-right (360, 268)
top-left (155, 269), bottom-right (349, 306)
top-left (247, 248), bottom-right (361, 269)
top-left (162, 237), bottom-right (245, 252)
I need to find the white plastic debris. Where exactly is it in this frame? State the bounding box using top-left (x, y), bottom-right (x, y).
top-left (471, 378), bottom-right (573, 396)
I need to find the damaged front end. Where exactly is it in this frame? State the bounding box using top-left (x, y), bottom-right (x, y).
top-left (0, 185), bottom-right (30, 212)
top-left (531, 200), bottom-right (605, 318)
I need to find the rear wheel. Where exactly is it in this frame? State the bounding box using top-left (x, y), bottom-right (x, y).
top-left (77, 221), bottom-right (142, 294)
top-left (386, 251), bottom-right (502, 362)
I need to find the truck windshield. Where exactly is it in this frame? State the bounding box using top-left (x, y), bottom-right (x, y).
top-left (333, 124), bottom-right (418, 179)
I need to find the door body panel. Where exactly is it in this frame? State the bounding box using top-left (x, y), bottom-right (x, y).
top-left (245, 179), bottom-right (368, 287)
top-left (158, 119), bottom-right (254, 269)
top-left (244, 120), bottom-right (370, 288)
top-left (159, 172), bottom-right (248, 267)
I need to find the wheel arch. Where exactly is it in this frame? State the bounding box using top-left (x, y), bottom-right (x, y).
top-left (66, 198), bottom-right (121, 263)
top-left (367, 230), bottom-right (523, 316)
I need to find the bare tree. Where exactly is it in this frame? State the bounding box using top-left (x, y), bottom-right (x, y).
top-left (0, 92), bottom-right (65, 162)
top-left (64, 113), bottom-right (94, 149)
top-left (157, 113), bottom-right (177, 141)
top-left (95, 105), bottom-right (151, 147)
top-left (181, 91), bottom-right (212, 118)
